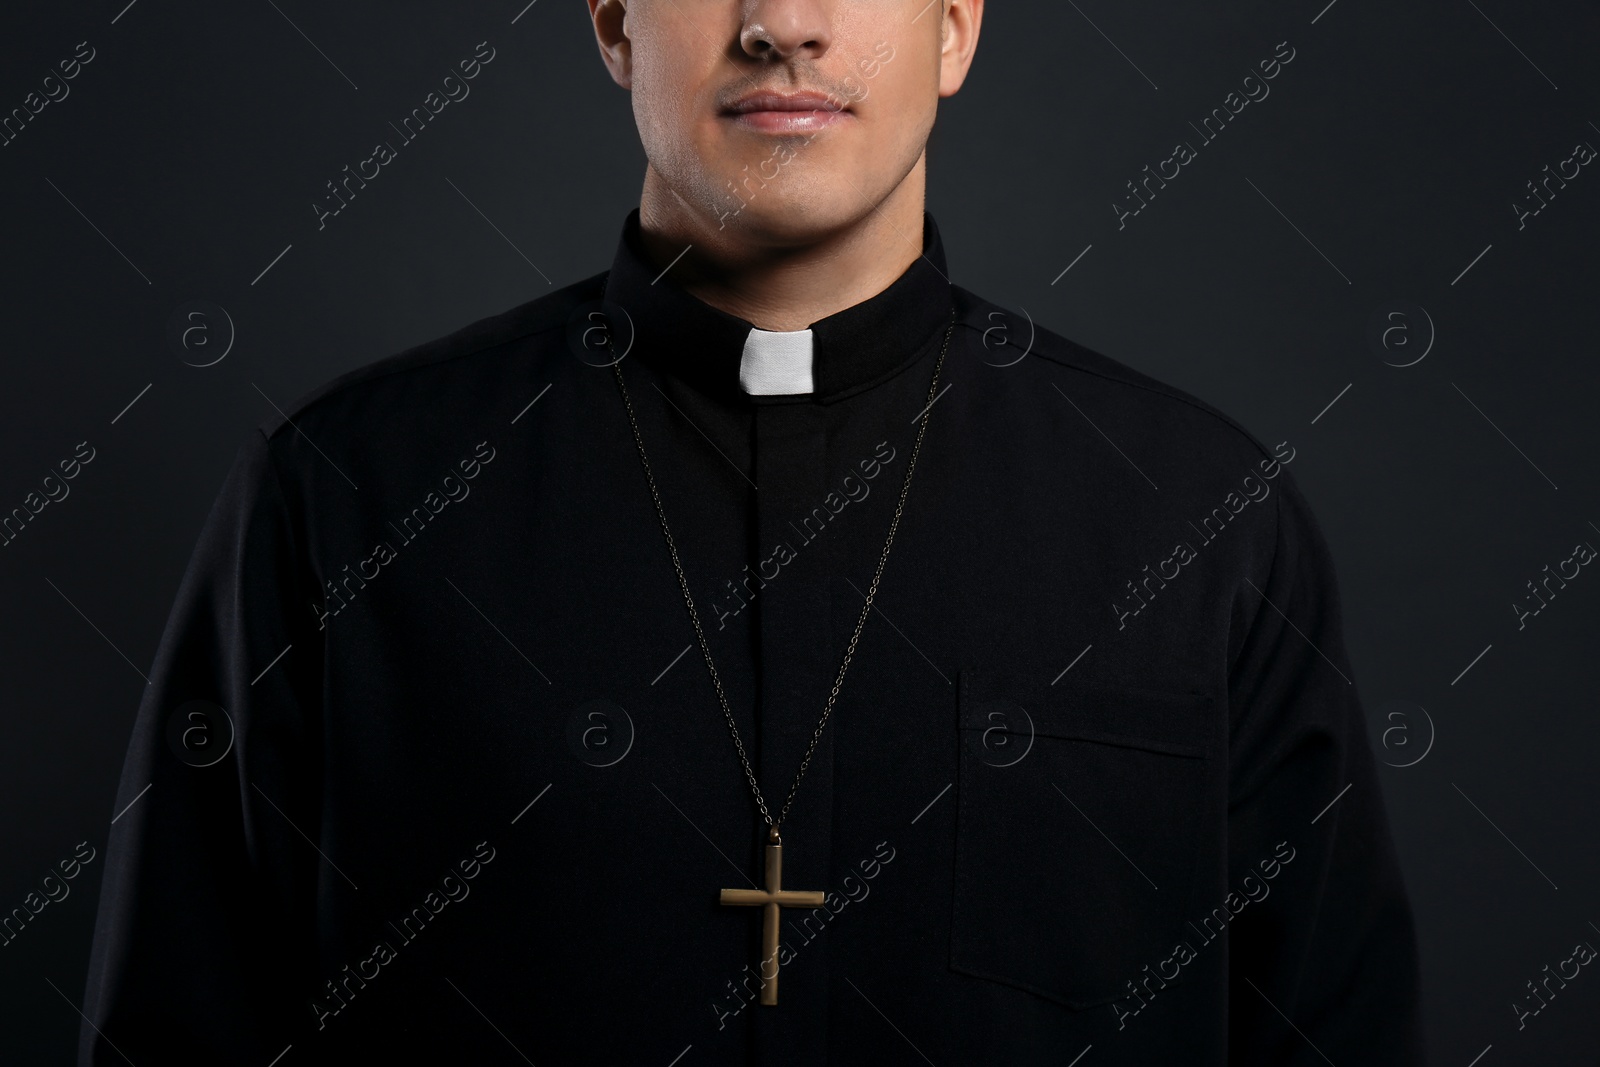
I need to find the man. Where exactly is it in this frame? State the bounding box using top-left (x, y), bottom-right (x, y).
top-left (81, 1), bottom-right (1424, 1063)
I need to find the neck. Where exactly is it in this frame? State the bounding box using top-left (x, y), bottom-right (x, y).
top-left (636, 155), bottom-right (929, 333)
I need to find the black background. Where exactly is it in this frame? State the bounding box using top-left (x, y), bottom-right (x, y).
top-left (2, 0), bottom-right (1597, 1062)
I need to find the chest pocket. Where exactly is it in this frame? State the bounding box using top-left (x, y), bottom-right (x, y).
top-left (950, 668), bottom-right (1220, 1009)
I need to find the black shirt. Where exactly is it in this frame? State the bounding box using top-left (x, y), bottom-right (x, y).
top-left (80, 209), bottom-right (1424, 1065)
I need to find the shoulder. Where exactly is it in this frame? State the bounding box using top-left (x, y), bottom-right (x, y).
top-left (944, 285), bottom-right (1313, 597)
top-left (255, 270), bottom-right (608, 444)
top-left (949, 284), bottom-right (1290, 473)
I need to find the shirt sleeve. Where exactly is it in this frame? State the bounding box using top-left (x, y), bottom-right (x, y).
top-left (1223, 466), bottom-right (1426, 1064)
top-left (79, 428), bottom-right (324, 1065)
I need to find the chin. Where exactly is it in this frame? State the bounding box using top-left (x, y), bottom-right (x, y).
top-left (707, 185), bottom-right (872, 247)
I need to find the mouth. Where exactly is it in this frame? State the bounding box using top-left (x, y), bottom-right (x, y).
top-left (720, 90), bottom-right (853, 135)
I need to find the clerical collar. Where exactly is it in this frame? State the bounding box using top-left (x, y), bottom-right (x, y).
top-left (602, 208), bottom-right (955, 404)
top-left (739, 327), bottom-right (815, 396)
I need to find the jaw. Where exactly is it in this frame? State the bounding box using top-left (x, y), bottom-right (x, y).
top-left (639, 132), bottom-right (929, 258)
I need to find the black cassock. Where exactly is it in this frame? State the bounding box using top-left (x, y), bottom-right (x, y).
top-left (80, 211), bottom-right (1424, 1065)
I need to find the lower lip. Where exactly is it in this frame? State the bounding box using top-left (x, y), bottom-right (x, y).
top-left (726, 108), bottom-right (851, 135)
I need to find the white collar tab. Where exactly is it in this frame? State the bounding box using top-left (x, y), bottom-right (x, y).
top-left (738, 327), bottom-right (815, 396)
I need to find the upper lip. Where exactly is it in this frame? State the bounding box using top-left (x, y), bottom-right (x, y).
top-left (722, 90), bottom-right (849, 115)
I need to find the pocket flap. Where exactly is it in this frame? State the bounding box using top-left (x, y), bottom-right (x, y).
top-left (959, 669), bottom-right (1215, 759)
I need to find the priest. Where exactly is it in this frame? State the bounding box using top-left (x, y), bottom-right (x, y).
top-left (79, 0), bottom-right (1424, 1063)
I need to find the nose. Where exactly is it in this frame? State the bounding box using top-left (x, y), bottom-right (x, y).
top-left (740, 0), bottom-right (833, 61)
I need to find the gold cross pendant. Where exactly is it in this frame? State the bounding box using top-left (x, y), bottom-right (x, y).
top-left (719, 826), bottom-right (826, 1005)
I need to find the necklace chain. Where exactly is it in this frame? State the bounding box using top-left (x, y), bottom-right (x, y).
top-left (610, 315), bottom-right (956, 831)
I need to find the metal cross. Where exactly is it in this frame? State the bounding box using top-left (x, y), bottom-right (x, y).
top-left (718, 826), bottom-right (826, 1005)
